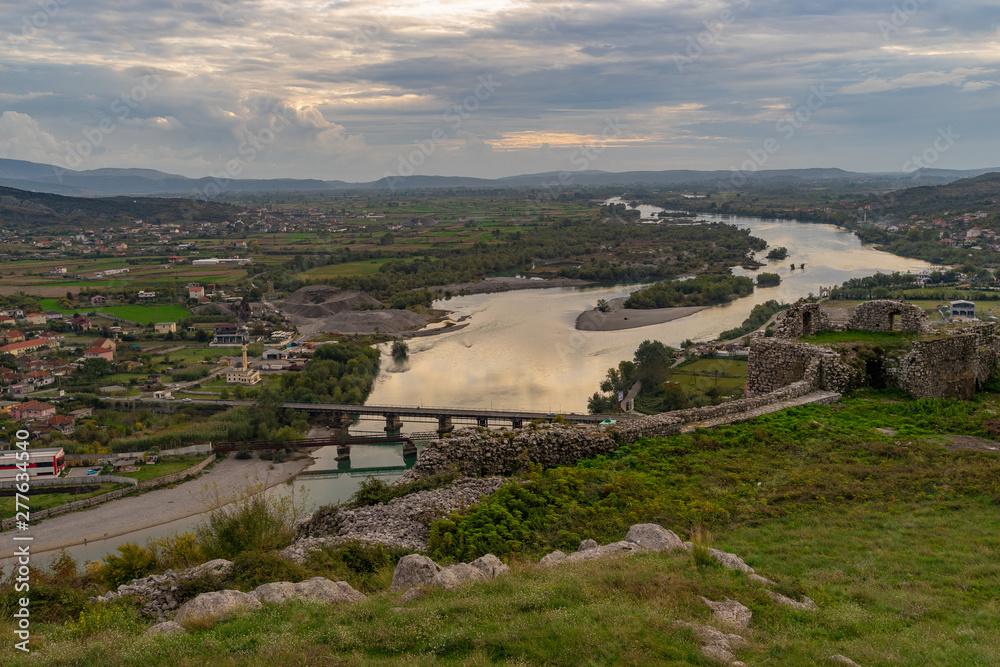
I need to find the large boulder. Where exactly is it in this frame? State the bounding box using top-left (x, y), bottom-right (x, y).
top-left (431, 563), bottom-right (488, 590)
top-left (251, 578), bottom-right (366, 605)
top-left (469, 554), bottom-right (510, 579)
top-left (175, 590), bottom-right (262, 630)
top-left (675, 621), bottom-right (748, 664)
top-left (578, 539), bottom-right (599, 552)
top-left (390, 554), bottom-right (442, 592)
top-left (539, 550), bottom-right (567, 566)
top-left (625, 524), bottom-right (683, 552)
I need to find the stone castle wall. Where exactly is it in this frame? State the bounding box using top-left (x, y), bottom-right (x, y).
top-left (749, 317), bottom-right (1000, 400)
top-left (775, 299), bottom-right (931, 339)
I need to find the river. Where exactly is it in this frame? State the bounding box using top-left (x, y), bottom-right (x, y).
top-left (356, 200), bottom-right (933, 420)
top-left (15, 205), bottom-right (933, 566)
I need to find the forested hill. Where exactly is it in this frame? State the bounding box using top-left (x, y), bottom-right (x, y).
top-left (871, 172), bottom-right (1000, 217)
top-left (0, 185), bottom-right (236, 229)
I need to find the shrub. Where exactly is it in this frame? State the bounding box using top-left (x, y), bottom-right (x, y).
top-left (71, 600), bottom-right (144, 638)
top-left (93, 542), bottom-right (158, 588)
top-left (226, 550), bottom-right (309, 590)
top-left (196, 480), bottom-right (311, 559)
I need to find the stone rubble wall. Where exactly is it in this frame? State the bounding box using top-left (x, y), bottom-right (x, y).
top-left (282, 477), bottom-right (506, 560)
top-left (407, 382), bottom-right (817, 479)
top-left (773, 302), bottom-right (834, 338)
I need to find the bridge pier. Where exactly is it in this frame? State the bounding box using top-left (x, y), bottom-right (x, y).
top-left (402, 441), bottom-right (418, 457)
top-left (335, 444), bottom-right (351, 461)
top-left (477, 416), bottom-right (489, 428)
top-left (437, 416), bottom-right (454, 437)
top-left (384, 414), bottom-right (403, 434)
top-left (330, 411), bottom-right (353, 429)
top-left (511, 418), bottom-right (523, 429)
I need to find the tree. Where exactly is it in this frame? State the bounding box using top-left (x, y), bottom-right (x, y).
top-left (249, 239), bottom-right (261, 253)
top-left (633, 340), bottom-right (674, 385)
top-left (392, 340), bottom-right (408, 360)
top-left (766, 246), bottom-right (788, 260)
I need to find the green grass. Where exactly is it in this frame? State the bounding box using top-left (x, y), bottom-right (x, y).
top-left (671, 358), bottom-right (748, 393)
top-left (114, 457), bottom-right (203, 482)
top-left (294, 259), bottom-right (393, 279)
top-left (0, 482), bottom-right (124, 517)
top-left (39, 300), bottom-right (190, 325)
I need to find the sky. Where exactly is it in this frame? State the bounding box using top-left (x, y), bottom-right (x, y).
top-left (0, 0), bottom-right (998, 182)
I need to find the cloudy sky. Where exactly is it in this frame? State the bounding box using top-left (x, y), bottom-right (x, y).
top-left (1, 0), bottom-right (998, 181)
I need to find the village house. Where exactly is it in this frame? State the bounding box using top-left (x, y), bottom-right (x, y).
top-left (0, 316), bottom-right (14, 328)
top-left (11, 400), bottom-right (56, 421)
top-left (69, 315), bottom-right (92, 332)
top-left (90, 295), bottom-right (107, 306)
top-left (83, 346), bottom-right (114, 362)
top-left (24, 313), bottom-right (46, 326)
top-left (154, 322), bottom-right (177, 334)
top-left (3, 330), bottom-right (25, 344)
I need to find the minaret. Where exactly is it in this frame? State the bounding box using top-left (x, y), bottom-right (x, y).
top-left (242, 343), bottom-right (248, 371)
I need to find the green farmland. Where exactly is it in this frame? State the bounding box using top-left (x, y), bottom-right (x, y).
top-left (39, 300), bottom-right (190, 324)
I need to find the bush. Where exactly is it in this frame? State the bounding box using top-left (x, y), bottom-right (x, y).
top-left (226, 550), bottom-right (309, 590)
top-left (235, 449), bottom-right (253, 460)
top-left (196, 481), bottom-right (311, 559)
top-left (71, 600), bottom-right (144, 638)
top-left (93, 542), bottom-right (158, 588)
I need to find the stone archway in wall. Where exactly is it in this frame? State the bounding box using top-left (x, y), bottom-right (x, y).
top-left (850, 299), bottom-right (931, 334)
top-left (802, 310), bottom-right (813, 335)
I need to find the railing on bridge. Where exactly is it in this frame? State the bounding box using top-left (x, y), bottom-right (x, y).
top-left (212, 432), bottom-right (435, 453)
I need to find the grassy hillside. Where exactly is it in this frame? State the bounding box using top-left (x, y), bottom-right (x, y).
top-left (3, 389), bottom-right (1000, 665)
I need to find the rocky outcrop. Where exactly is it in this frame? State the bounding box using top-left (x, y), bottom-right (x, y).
top-left (390, 552), bottom-right (508, 597)
top-left (252, 578), bottom-right (365, 605)
top-left (175, 590), bottom-right (262, 630)
top-left (675, 621), bottom-right (749, 665)
top-left (701, 597), bottom-right (752, 630)
top-left (829, 655), bottom-right (861, 666)
top-left (766, 590), bottom-right (818, 611)
top-left (283, 477), bottom-right (505, 561)
top-left (625, 523), bottom-right (683, 551)
top-left (93, 558), bottom-right (233, 621)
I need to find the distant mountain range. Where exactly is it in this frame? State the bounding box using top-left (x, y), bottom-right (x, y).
top-left (1, 157), bottom-right (998, 197)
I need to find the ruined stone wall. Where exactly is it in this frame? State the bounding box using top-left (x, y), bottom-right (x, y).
top-left (899, 335), bottom-right (980, 399)
top-left (849, 299), bottom-right (931, 334)
top-left (409, 382), bottom-right (818, 478)
top-left (773, 302), bottom-right (833, 338)
top-left (746, 338), bottom-right (856, 395)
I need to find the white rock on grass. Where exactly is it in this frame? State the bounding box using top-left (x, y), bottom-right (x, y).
top-left (767, 590), bottom-right (818, 611)
top-left (144, 621), bottom-right (186, 636)
top-left (175, 590), bottom-right (262, 630)
top-left (431, 563), bottom-right (489, 590)
top-left (539, 550), bottom-right (567, 566)
top-left (700, 597), bottom-right (752, 630)
top-left (253, 578), bottom-right (365, 605)
top-left (565, 541), bottom-right (645, 562)
top-left (829, 656), bottom-right (861, 666)
top-left (625, 524), bottom-right (684, 552)
top-left (578, 539), bottom-right (599, 551)
top-left (675, 621), bottom-right (748, 664)
top-left (390, 554), bottom-right (443, 592)
top-left (470, 554), bottom-right (510, 579)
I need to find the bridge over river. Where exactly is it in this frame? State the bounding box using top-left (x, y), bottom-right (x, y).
top-left (137, 397), bottom-right (627, 436)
